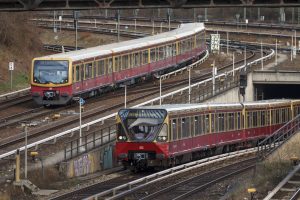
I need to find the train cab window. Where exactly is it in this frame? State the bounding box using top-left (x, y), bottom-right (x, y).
top-left (108, 58), bottom-right (113, 74)
top-left (84, 62), bottom-right (93, 79)
top-left (97, 60), bottom-right (105, 76)
top-left (172, 119), bottom-right (177, 141)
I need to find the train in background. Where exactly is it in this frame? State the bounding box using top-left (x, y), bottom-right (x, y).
top-left (30, 23), bottom-right (206, 105)
top-left (115, 99), bottom-right (300, 171)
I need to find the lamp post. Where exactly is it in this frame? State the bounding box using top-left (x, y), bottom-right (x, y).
top-left (188, 67), bottom-right (191, 104)
top-left (21, 122), bottom-right (29, 180)
top-left (232, 52), bottom-right (235, 77)
top-left (73, 97), bottom-right (84, 147)
top-left (73, 11), bottom-right (80, 50)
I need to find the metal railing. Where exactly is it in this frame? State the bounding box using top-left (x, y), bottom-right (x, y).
top-left (257, 114), bottom-right (300, 160)
top-left (64, 124), bottom-right (116, 160)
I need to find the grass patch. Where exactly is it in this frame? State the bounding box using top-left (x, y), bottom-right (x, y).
top-left (0, 71), bottom-right (29, 93)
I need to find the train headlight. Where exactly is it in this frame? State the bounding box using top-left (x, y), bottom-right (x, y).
top-left (118, 136), bottom-right (127, 141)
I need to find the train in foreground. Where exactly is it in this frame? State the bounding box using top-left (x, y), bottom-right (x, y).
top-left (30, 23), bottom-right (206, 105)
top-left (115, 99), bottom-right (300, 171)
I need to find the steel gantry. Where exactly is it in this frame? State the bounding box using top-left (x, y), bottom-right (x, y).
top-left (3, 0), bottom-right (300, 11)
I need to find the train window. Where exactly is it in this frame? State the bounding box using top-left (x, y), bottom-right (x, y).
top-left (108, 58), bottom-right (113, 74)
top-left (134, 52), bottom-right (140, 67)
top-left (247, 112), bottom-right (252, 128)
top-left (236, 112), bottom-right (241, 129)
top-left (261, 111), bottom-right (265, 126)
top-left (84, 62), bottom-right (93, 79)
top-left (253, 112), bottom-right (258, 127)
top-left (121, 55), bottom-right (129, 70)
top-left (142, 50), bottom-right (148, 65)
top-left (172, 43), bottom-right (177, 56)
top-left (172, 119), bottom-right (177, 141)
top-left (205, 114), bottom-right (209, 133)
top-left (75, 65), bottom-right (80, 82)
top-left (178, 118), bottom-right (182, 139)
top-left (228, 113), bottom-right (234, 131)
top-left (219, 113), bottom-right (225, 132)
top-left (150, 48), bottom-right (156, 63)
top-left (97, 60), bottom-right (105, 76)
top-left (114, 56), bottom-right (121, 72)
top-left (194, 116), bottom-right (199, 135)
top-left (166, 44), bottom-right (172, 58)
top-left (211, 114), bottom-right (216, 132)
top-left (276, 109), bottom-right (280, 124)
top-left (191, 117), bottom-right (194, 137)
top-left (181, 118), bottom-right (186, 138)
top-left (282, 108), bottom-right (286, 123)
top-left (72, 67), bottom-right (75, 82)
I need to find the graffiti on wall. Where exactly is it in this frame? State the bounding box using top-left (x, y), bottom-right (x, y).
top-left (73, 154), bottom-right (91, 176)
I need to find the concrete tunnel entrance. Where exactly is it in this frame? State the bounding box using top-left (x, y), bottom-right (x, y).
top-left (254, 84), bottom-right (300, 100)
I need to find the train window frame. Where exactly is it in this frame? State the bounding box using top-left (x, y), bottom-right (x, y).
top-left (178, 118), bottom-right (182, 139)
top-left (84, 62), bottom-right (93, 80)
top-left (228, 112), bottom-right (234, 131)
top-left (194, 116), bottom-right (199, 135)
top-left (142, 50), bottom-right (148, 65)
top-left (107, 58), bottom-right (113, 74)
top-left (97, 59), bottom-right (105, 76)
top-left (150, 48), bottom-right (156, 63)
top-left (171, 118), bottom-right (177, 141)
top-left (75, 65), bottom-right (80, 82)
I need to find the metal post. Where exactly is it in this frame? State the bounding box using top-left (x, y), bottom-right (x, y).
top-left (212, 61), bottom-right (216, 96)
top-left (15, 149), bottom-right (20, 183)
top-left (79, 101), bottom-right (82, 147)
top-left (244, 46), bottom-right (246, 69)
top-left (159, 77), bottom-right (162, 105)
top-left (193, 8), bottom-right (196, 22)
top-left (24, 125), bottom-right (28, 180)
top-left (233, 53), bottom-right (235, 77)
top-left (275, 38), bottom-right (278, 66)
top-left (94, 19), bottom-right (96, 28)
top-left (257, 7), bottom-right (260, 21)
top-left (291, 34), bottom-right (293, 61)
top-left (10, 70), bottom-right (12, 90)
top-left (124, 85), bottom-right (127, 108)
top-left (75, 19), bottom-right (78, 50)
top-left (117, 10), bottom-right (120, 42)
top-left (204, 8), bottom-right (207, 21)
top-left (227, 32), bottom-right (229, 55)
top-left (134, 19), bottom-right (136, 30)
top-left (188, 68), bottom-right (191, 104)
top-left (261, 41), bottom-right (263, 69)
top-left (244, 7), bottom-right (246, 21)
top-left (168, 12), bottom-right (171, 31)
top-left (160, 22), bottom-right (163, 33)
top-left (295, 30), bottom-right (297, 58)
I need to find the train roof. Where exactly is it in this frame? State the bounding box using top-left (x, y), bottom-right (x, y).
top-left (36, 23), bottom-right (204, 62)
top-left (135, 99), bottom-right (297, 113)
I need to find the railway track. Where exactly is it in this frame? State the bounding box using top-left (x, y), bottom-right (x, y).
top-left (263, 163), bottom-right (300, 200)
top-left (49, 170), bottom-right (152, 200)
top-left (83, 149), bottom-right (256, 200)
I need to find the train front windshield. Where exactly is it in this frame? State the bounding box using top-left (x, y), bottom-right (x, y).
top-left (33, 60), bottom-right (69, 84)
top-left (118, 109), bottom-right (167, 142)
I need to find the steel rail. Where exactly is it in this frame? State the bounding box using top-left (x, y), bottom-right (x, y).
top-left (0, 47), bottom-right (274, 160)
top-left (83, 148), bottom-right (257, 200)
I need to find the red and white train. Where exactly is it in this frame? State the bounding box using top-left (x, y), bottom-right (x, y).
top-left (30, 23), bottom-right (206, 105)
top-left (115, 100), bottom-right (300, 171)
